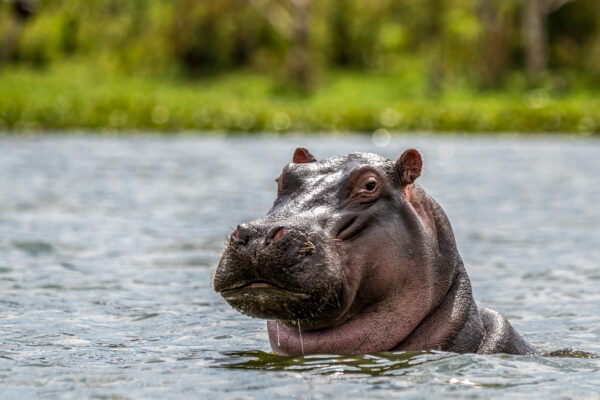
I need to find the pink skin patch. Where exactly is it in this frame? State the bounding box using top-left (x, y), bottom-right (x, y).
top-left (292, 147), bottom-right (317, 164)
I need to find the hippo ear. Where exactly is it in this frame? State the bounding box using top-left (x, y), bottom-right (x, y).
top-left (292, 147), bottom-right (317, 163)
top-left (396, 148), bottom-right (422, 185)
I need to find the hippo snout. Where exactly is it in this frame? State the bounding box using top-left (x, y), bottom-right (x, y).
top-left (214, 221), bottom-right (343, 323)
top-left (215, 222), bottom-right (322, 291)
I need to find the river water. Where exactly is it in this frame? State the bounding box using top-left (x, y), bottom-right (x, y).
top-left (0, 134), bottom-right (599, 399)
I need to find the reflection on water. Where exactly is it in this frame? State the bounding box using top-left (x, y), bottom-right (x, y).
top-left (222, 350), bottom-right (445, 375)
top-left (223, 349), bottom-right (599, 376)
top-left (544, 349), bottom-right (599, 358)
top-left (0, 134), bottom-right (599, 399)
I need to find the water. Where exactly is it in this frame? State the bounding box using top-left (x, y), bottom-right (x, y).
top-left (0, 134), bottom-right (599, 399)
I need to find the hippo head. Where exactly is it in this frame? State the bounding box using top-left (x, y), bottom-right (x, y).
top-left (214, 147), bottom-right (459, 355)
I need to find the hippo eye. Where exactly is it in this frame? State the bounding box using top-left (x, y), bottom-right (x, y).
top-left (351, 172), bottom-right (380, 201)
top-left (365, 180), bottom-right (377, 191)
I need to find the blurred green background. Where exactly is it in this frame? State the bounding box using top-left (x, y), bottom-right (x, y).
top-left (1, 0), bottom-right (599, 133)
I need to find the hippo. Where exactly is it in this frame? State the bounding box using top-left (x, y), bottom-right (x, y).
top-left (213, 147), bottom-right (537, 356)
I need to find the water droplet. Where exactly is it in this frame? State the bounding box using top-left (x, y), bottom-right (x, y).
top-left (272, 112), bottom-right (291, 131)
top-left (380, 108), bottom-right (401, 128)
top-left (297, 319), bottom-right (304, 355)
top-left (152, 105), bottom-right (170, 125)
top-left (372, 128), bottom-right (391, 147)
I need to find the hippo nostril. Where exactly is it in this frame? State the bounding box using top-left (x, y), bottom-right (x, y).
top-left (272, 227), bottom-right (286, 242)
top-left (267, 226), bottom-right (287, 243)
top-left (232, 225), bottom-right (250, 244)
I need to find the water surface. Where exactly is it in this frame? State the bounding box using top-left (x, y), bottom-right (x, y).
top-left (1, 134), bottom-right (599, 399)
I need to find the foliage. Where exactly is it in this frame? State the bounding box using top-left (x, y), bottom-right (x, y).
top-left (0, 0), bottom-right (599, 133)
top-left (1, 63), bottom-right (598, 134)
top-left (1, 0), bottom-right (600, 82)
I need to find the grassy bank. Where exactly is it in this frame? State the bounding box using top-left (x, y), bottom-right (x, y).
top-left (1, 64), bottom-right (599, 134)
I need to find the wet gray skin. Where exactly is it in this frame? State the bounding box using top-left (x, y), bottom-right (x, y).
top-left (214, 147), bottom-right (538, 356)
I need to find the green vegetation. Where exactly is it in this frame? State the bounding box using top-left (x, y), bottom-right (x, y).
top-left (1, 0), bottom-right (600, 133)
top-left (2, 62), bottom-right (598, 133)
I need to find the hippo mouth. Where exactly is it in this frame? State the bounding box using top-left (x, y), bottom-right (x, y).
top-left (216, 278), bottom-right (321, 320)
top-left (218, 280), bottom-right (312, 300)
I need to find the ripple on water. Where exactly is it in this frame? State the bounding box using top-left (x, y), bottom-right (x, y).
top-left (11, 240), bottom-right (54, 256)
top-left (217, 350), bottom-right (600, 395)
top-left (132, 313), bottom-right (160, 321)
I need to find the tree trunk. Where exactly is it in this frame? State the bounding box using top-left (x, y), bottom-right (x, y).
top-left (477, 0), bottom-right (510, 87)
top-left (0, 0), bottom-right (37, 68)
top-left (523, 0), bottom-right (547, 80)
top-left (287, 0), bottom-right (312, 90)
top-left (425, 0), bottom-right (443, 97)
top-left (522, 0), bottom-right (574, 82)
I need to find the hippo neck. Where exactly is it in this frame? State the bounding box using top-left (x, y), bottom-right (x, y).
top-left (268, 261), bottom-right (485, 356)
top-left (391, 185), bottom-right (486, 353)
top-left (393, 262), bottom-right (485, 353)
